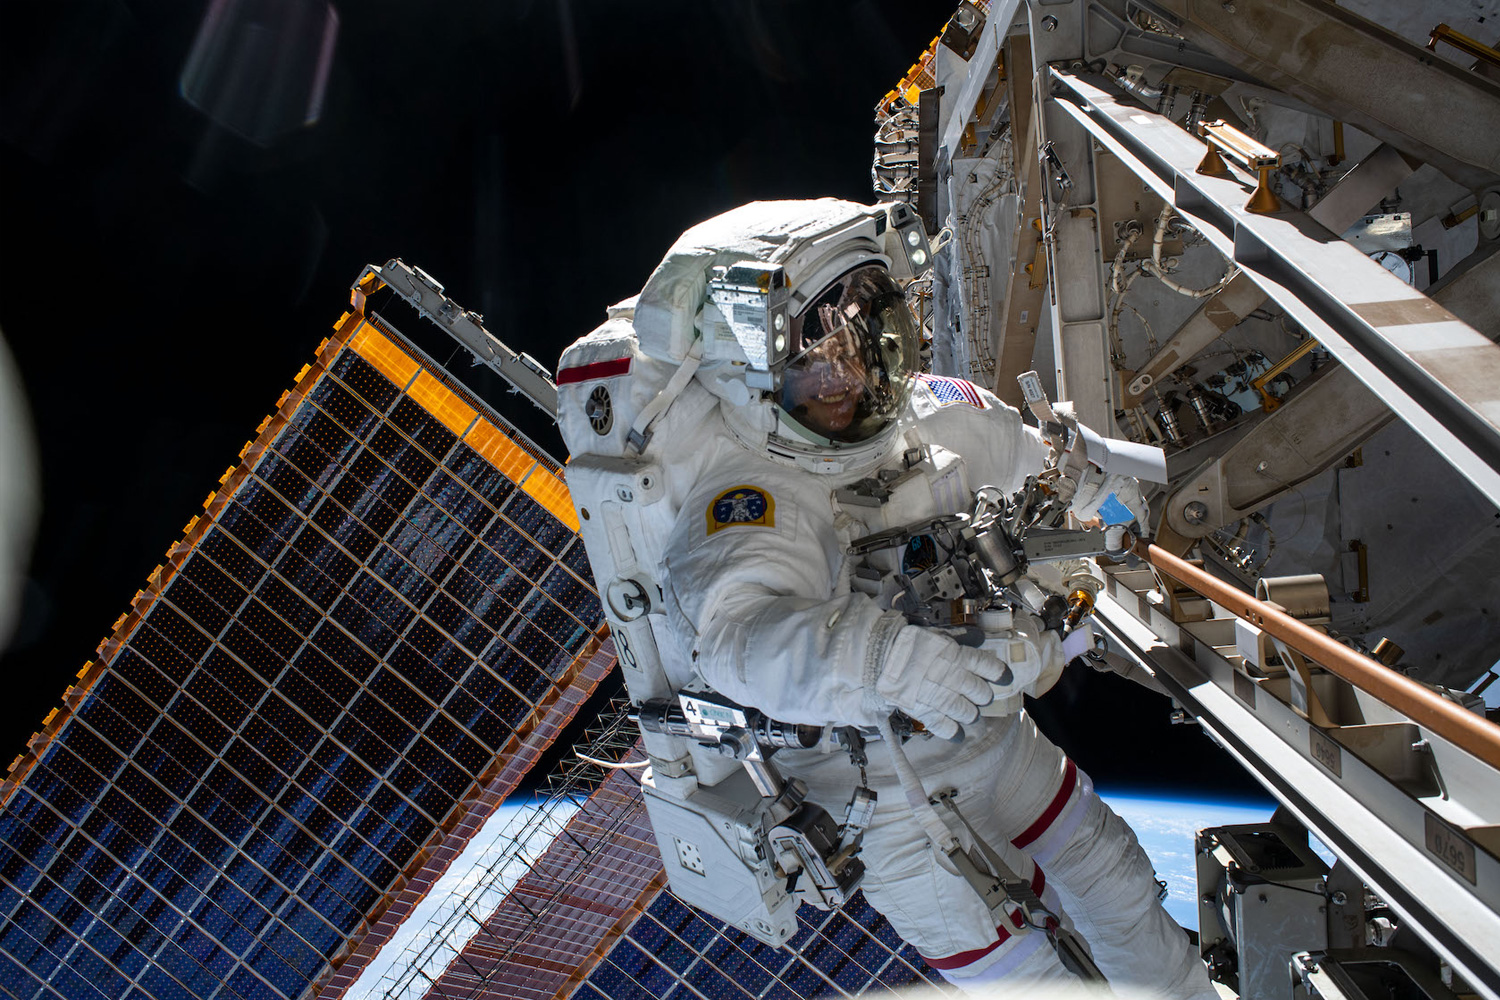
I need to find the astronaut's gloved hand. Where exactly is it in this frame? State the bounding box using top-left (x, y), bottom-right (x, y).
top-left (1001, 612), bottom-right (1057, 690)
top-left (1068, 468), bottom-right (1146, 527)
top-left (869, 625), bottom-right (1009, 739)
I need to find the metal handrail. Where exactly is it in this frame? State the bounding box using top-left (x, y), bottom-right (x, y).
top-left (1134, 539), bottom-right (1500, 771)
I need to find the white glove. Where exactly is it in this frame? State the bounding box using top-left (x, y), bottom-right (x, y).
top-left (870, 625), bottom-right (1009, 739)
top-left (1069, 469), bottom-right (1146, 526)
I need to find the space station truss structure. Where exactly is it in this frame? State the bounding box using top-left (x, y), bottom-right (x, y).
top-left (897, 1), bottom-right (1500, 998)
top-left (0, 284), bottom-right (615, 1000)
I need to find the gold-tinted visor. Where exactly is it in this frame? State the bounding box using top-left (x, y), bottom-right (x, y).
top-left (778, 265), bottom-right (920, 444)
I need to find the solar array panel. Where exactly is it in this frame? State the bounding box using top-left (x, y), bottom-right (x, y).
top-left (0, 303), bottom-right (611, 1000)
top-left (579, 890), bottom-right (947, 1000)
top-left (405, 743), bottom-right (945, 1000)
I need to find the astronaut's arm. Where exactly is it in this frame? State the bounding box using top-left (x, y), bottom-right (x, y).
top-left (690, 583), bottom-right (1023, 739)
top-left (956, 384), bottom-right (1154, 525)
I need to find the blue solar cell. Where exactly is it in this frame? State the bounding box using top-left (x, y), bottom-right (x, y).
top-left (330, 830), bottom-right (397, 891)
top-left (388, 395), bottom-right (458, 461)
top-left (444, 443), bottom-right (515, 505)
top-left (345, 570), bottom-right (417, 634)
top-left (188, 895), bottom-right (253, 959)
top-left (405, 495), bottom-right (474, 561)
top-left (47, 960), bottom-right (116, 1000)
top-left (0, 945), bottom-right (42, 1000)
top-left (236, 480), bottom-right (302, 548)
top-left (424, 592), bottom-right (490, 656)
top-left (225, 964), bottom-right (281, 1000)
top-left (541, 562), bottom-right (603, 631)
top-left (423, 469), bottom-right (494, 532)
top-left (368, 545), bottom-right (436, 610)
top-left (275, 898), bottom-right (342, 959)
top-left (259, 922), bottom-right (322, 980)
top-left (308, 375), bottom-right (383, 441)
top-left (3, 906), bottom-right (62, 978)
top-left (333, 451), bottom-right (414, 536)
top-left (256, 576), bottom-right (320, 639)
top-left (108, 650), bottom-right (177, 714)
top-left (237, 599), bottom-right (303, 661)
top-left (706, 936), bottom-right (775, 995)
top-left (166, 694), bottom-right (233, 761)
top-left (460, 660), bottom-right (536, 724)
top-left (309, 857), bottom-right (377, 914)
top-left (219, 622), bottom-right (287, 686)
top-left (328, 595), bottom-right (400, 659)
top-left (251, 697), bottom-right (318, 759)
top-left (259, 451), bottom-right (323, 517)
top-left (139, 963), bottom-right (202, 1000)
top-left (367, 424), bottom-right (437, 488)
top-left (366, 785), bottom-right (432, 844)
top-left (0, 842), bottom-right (44, 895)
top-left (170, 924), bottom-right (236, 984)
top-left (180, 555), bottom-right (249, 623)
top-left (329, 350), bottom-right (399, 411)
top-left (480, 518), bottom-right (548, 581)
top-left (26, 761), bottom-right (94, 826)
top-left (63, 941), bottom-right (129, 995)
top-left (350, 806), bottom-right (417, 868)
top-left (311, 497), bottom-right (379, 562)
top-left (286, 523), bottom-right (359, 592)
top-left (137, 858), bottom-right (196, 914)
top-left (186, 671), bottom-right (252, 731)
top-left (75, 701), bottom-right (143, 767)
top-left (422, 714), bottom-right (487, 774)
top-left (151, 833), bottom-right (212, 895)
top-left (199, 527), bottom-right (267, 590)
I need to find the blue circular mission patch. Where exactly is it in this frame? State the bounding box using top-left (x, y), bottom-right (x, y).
top-left (706, 485), bottom-right (775, 535)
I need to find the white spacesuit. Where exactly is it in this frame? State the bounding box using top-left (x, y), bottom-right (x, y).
top-left (556, 199), bottom-right (1215, 997)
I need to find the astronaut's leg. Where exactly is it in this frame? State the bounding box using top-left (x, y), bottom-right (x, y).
top-left (855, 797), bottom-right (1077, 990)
top-left (976, 715), bottom-right (1218, 1000)
top-left (783, 733), bottom-right (1078, 992)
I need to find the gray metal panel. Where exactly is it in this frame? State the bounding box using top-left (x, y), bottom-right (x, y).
top-left (1048, 70), bottom-right (1500, 511)
top-left (1094, 589), bottom-right (1500, 1000)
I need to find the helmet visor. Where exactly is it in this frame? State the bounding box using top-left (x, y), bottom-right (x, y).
top-left (778, 264), bottom-right (920, 444)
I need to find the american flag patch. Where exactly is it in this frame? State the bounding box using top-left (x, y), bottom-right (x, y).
top-left (915, 373), bottom-right (985, 408)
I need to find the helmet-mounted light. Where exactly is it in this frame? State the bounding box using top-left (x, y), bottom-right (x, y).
top-left (880, 201), bottom-right (933, 280)
top-left (704, 262), bottom-right (790, 390)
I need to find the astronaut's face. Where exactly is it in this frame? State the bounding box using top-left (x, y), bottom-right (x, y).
top-left (781, 322), bottom-right (868, 434)
top-left (775, 262), bottom-right (919, 445)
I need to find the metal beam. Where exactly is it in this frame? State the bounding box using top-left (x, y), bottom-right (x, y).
top-left (1094, 590), bottom-right (1500, 1000)
top-left (1146, 0), bottom-right (1500, 191)
top-left (1048, 70), bottom-right (1500, 512)
top-left (355, 259), bottom-right (559, 418)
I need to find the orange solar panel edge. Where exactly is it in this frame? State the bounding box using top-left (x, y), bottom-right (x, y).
top-left (408, 369), bottom-right (479, 438)
top-left (350, 319), bottom-right (421, 389)
top-left (464, 418), bottom-right (538, 485)
top-left (520, 467), bottom-right (581, 533)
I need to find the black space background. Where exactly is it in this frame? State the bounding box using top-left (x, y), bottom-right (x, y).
top-left (0, 0), bottom-right (1264, 802)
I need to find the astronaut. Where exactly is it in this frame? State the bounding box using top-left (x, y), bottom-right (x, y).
top-left (557, 199), bottom-right (1215, 997)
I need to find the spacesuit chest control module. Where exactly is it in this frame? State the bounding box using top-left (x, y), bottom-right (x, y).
top-left (554, 199), bottom-right (1206, 998)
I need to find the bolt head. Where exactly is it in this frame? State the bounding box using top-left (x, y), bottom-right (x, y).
top-left (1184, 501), bottom-right (1209, 525)
top-left (1041, 14), bottom-right (1058, 31)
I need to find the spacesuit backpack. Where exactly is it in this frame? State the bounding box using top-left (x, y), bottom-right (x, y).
top-left (559, 295), bottom-right (834, 945)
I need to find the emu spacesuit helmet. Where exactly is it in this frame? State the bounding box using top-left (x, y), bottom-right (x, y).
top-left (777, 262), bottom-right (918, 445)
top-left (632, 198), bottom-right (930, 467)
